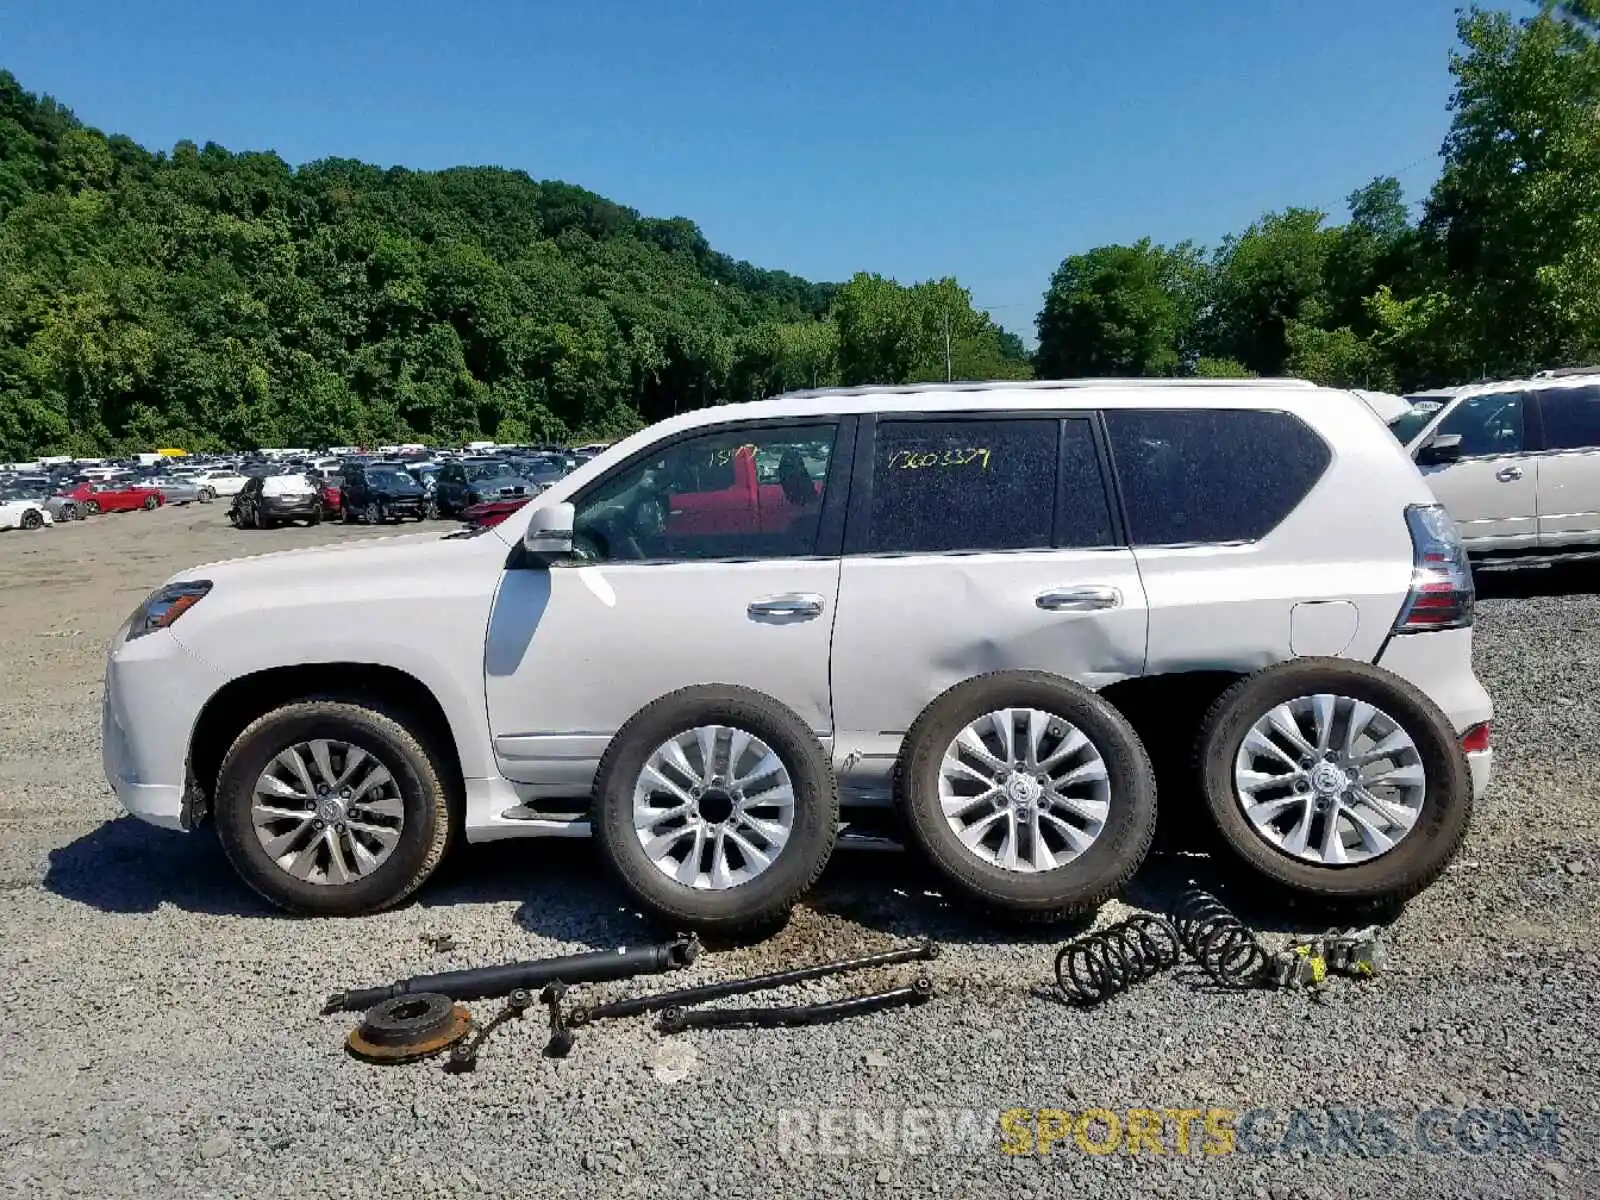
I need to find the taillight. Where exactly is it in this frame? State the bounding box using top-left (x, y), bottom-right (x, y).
top-left (1394, 504), bottom-right (1474, 632)
top-left (1460, 722), bottom-right (1492, 753)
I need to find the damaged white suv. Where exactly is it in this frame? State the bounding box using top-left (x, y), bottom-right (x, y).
top-left (103, 379), bottom-right (1492, 930)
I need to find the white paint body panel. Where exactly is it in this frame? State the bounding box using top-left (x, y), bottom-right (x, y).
top-left (483, 558), bottom-right (840, 791)
top-left (1534, 448), bottom-right (1600, 544)
top-left (1420, 456), bottom-right (1539, 551)
top-left (829, 549), bottom-right (1147, 772)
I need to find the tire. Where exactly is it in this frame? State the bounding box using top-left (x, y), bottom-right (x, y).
top-left (308, 508), bottom-right (322, 526)
top-left (213, 699), bottom-right (454, 916)
top-left (894, 671), bottom-right (1157, 921)
top-left (20, 508), bottom-right (42, 530)
top-left (228, 508), bottom-right (242, 528)
top-left (1195, 657), bottom-right (1471, 907)
top-left (85, 500), bottom-right (101, 515)
top-left (341, 505), bottom-right (355, 524)
top-left (142, 495), bottom-right (158, 510)
top-left (365, 501), bottom-right (382, 525)
top-left (198, 487), bottom-right (215, 504)
top-left (425, 499), bottom-right (440, 521)
top-left (592, 685), bottom-right (838, 934)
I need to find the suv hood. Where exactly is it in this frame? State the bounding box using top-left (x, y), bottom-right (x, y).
top-left (171, 528), bottom-right (497, 590)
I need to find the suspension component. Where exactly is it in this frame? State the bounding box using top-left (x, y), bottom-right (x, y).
top-left (323, 934), bottom-right (700, 1013)
top-left (445, 988), bottom-right (536, 1073)
top-left (346, 992), bottom-right (474, 1064)
top-left (658, 974), bottom-right (934, 1032)
top-left (1170, 888), bottom-right (1275, 989)
top-left (566, 939), bottom-right (939, 1026)
top-left (1053, 915), bottom-right (1182, 1006)
top-left (541, 982), bottom-right (575, 1058)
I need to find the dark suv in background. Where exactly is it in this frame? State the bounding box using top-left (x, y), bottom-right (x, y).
top-left (433, 457), bottom-right (531, 517)
top-left (341, 461), bottom-right (426, 524)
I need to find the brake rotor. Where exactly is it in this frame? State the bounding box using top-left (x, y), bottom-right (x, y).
top-left (346, 992), bottom-right (473, 1064)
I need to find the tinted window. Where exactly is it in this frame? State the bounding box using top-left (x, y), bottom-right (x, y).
top-left (1537, 385), bottom-right (1600, 451)
top-left (866, 419), bottom-right (1057, 554)
top-left (1436, 391), bottom-right (1524, 457)
top-left (1386, 406), bottom-right (1440, 446)
top-left (1106, 409), bottom-right (1330, 546)
top-left (572, 424), bottom-right (836, 562)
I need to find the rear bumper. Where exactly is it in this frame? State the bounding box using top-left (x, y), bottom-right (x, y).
top-left (1373, 627), bottom-right (1494, 801)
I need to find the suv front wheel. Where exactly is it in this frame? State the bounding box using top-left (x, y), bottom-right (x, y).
top-left (895, 671), bottom-right (1158, 921)
top-left (1195, 658), bottom-right (1471, 907)
top-left (213, 700), bottom-right (453, 915)
top-left (593, 685), bottom-right (838, 934)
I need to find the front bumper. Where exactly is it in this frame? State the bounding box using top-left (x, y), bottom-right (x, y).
top-left (102, 627), bottom-right (226, 831)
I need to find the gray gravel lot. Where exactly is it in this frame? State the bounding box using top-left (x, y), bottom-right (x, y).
top-left (1, 506), bottom-right (1597, 1199)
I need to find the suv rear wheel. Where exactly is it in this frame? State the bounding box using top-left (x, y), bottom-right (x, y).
top-left (895, 671), bottom-right (1157, 920)
top-left (593, 686), bottom-right (838, 934)
top-left (1195, 658), bottom-right (1471, 906)
top-left (213, 700), bottom-right (453, 916)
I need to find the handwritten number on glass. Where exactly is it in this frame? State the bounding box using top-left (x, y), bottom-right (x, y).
top-left (886, 448), bottom-right (991, 471)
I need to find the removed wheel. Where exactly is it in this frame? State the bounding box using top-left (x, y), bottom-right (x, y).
top-left (895, 671), bottom-right (1157, 920)
top-left (1196, 657), bottom-right (1471, 906)
top-left (592, 685), bottom-right (838, 933)
top-left (213, 699), bottom-right (453, 916)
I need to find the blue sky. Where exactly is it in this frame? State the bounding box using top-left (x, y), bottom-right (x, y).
top-left (1, 0), bottom-right (1475, 337)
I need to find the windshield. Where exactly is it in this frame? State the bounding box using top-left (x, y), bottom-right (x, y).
top-left (464, 461), bottom-right (510, 481)
top-left (367, 470), bottom-right (411, 488)
top-left (1387, 404), bottom-right (1443, 446)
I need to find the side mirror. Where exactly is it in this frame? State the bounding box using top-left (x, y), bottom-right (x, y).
top-left (521, 502), bottom-right (575, 565)
top-left (1416, 433), bottom-right (1463, 466)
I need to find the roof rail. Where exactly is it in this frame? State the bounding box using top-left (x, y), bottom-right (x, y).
top-left (776, 377), bottom-right (1319, 400)
top-left (1534, 365), bottom-right (1600, 379)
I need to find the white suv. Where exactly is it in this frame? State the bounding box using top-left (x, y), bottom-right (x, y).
top-left (103, 380), bottom-right (1493, 930)
top-left (1397, 369), bottom-right (1600, 558)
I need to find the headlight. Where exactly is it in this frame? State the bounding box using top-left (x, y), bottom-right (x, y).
top-left (127, 580), bottom-right (212, 639)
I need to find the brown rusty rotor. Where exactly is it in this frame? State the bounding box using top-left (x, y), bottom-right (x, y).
top-left (346, 992), bottom-right (474, 1064)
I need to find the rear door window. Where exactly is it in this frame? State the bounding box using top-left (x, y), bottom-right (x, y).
top-left (862, 417), bottom-right (1113, 553)
top-left (1105, 408), bottom-right (1331, 546)
top-left (1535, 385), bottom-right (1600, 451)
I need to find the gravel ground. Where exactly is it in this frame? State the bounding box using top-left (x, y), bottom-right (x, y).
top-left (1, 505), bottom-right (1597, 1199)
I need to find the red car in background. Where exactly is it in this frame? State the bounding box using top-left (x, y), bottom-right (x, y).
top-left (64, 480), bottom-right (167, 514)
top-left (461, 496), bottom-right (531, 529)
top-left (316, 475), bottom-right (343, 519)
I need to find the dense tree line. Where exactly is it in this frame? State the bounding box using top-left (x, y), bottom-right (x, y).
top-left (0, 80), bottom-right (1026, 457)
top-left (1038, 2), bottom-right (1600, 391)
top-left (2, 2), bottom-right (1595, 457)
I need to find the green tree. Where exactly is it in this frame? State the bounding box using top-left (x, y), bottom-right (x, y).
top-left (1035, 239), bottom-right (1205, 377)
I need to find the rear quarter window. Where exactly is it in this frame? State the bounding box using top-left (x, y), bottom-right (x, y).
top-left (1105, 408), bottom-right (1331, 546)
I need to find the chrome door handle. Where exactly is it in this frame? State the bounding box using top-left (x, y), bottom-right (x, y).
top-left (748, 593), bottom-right (825, 618)
top-left (1035, 586), bottom-right (1121, 612)
top-left (1495, 466), bottom-right (1524, 481)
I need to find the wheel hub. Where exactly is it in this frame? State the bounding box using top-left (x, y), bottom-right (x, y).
top-left (1310, 761), bottom-right (1346, 796)
top-left (1005, 774), bottom-right (1043, 808)
top-left (697, 789), bottom-right (735, 825)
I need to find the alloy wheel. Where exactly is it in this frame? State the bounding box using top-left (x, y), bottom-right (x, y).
top-left (1232, 693), bottom-right (1425, 866)
top-left (936, 708), bottom-right (1110, 873)
top-left (250, 739), bottom-right (405, 885)
top-left (631, 724), bottom-right (795, 890)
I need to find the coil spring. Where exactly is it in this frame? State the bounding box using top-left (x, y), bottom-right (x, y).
top-left (1053, 915), bottom-right (1182, 1006)
top-left (1170, 888), bottom-right (1273, 989)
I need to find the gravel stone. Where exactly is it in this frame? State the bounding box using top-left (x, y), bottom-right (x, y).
top-left (1, 511), bottom-right (1598, 1199)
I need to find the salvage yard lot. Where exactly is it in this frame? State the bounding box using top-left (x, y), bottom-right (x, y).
top-left (2, 506), bottom-right (1598, 1199)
